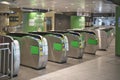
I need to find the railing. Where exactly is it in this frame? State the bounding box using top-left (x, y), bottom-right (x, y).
top-left (0, 42), bottom-right (13, 79)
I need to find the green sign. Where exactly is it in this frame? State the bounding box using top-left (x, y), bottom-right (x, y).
top-left (71, 16), bottom-right (85, 29)
top-left (22, 12), bottom-right (45, 32)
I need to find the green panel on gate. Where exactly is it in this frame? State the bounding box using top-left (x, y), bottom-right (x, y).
top-left (30, 46), bottom-right (39, 55)
top-left (87, 39), bottom-right (98, 45)
top-left (53, 43), bottom-right (62, 51)
top-left (71, 41), bottom-right (79, 48)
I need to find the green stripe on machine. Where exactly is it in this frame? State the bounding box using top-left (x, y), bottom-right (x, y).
top-left (30, 46), bottom-right (39, 55)
top-left (53, 43), bottom-right (62, 51)
top-left (87, 38), bottom-right (98, 45)
top-left (71, 40), bottom-right (79, 48)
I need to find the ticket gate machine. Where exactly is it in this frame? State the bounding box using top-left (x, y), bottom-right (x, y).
top-left (30, 32), bottom-right (68, 63)
top-left (92, 27), bottom-right (114, 50)
top-left (101, 28), bottom-right (114, 45)
top-left (49, 31), bottom-right (85, 59)
top-left (71, 30), bottom-right (98, 54)
top-left (7, 33), bottom-right (48, 69)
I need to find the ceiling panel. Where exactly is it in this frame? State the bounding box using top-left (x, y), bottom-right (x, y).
top-left (3, 0), bottom-right (117, 13)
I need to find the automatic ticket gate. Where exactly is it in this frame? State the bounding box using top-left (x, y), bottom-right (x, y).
top-left (94, 28), bottom-right (108, 50)
top-left (72, 30), bottom-right (98, 54)
top-left (49, 31), bottom-right (85, 59)
top-left (0, 35), bottom-right (20, 78)
top-left (7, 33), bottom-right (48, 69)
top-left (101, 28), bottom-right (114, 45)
top-left (30, 32), bottom-right (68, 63)
top-left (93, 27), bottom-right (114, 50)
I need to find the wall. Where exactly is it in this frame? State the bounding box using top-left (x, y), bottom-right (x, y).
top-left (0, 14), bottom-right (9, 34)
top-left (22, 12), bottom-right (45, 32)
top-left (71, 16), bottom-right (85, 29)
top-left (55, 14), bottom-right (70, 30)
top-left (115, 6), bottom-right (120, 56)
top-left (0, 4), bottom-right (9, 34)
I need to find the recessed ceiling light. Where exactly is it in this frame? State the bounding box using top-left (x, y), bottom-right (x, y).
top-left (92, 1), bottom-right (95, 3)
top-left (70, 3), bottom-right (74, 6)
top-left (0, 1), bottom-right (10, 5)
top-left (65, 7), bottom-right (68, 9)
top-left (52, 5), bottom-right (54, 8)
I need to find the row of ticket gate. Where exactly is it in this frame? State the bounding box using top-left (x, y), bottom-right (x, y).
top-left (0, 27), bottom-right (115, 79)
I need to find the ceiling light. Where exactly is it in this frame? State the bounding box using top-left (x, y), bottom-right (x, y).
top-left (65, 7), bottom-right (68, 9)
top-left (52, 5), bottom-right (54, 8)
top-left (0, 1), bottom-right (10, 5)
top-left (92, 1), bottom-right (95, 3)
top-left (70, 3), bottom-right (74, 6)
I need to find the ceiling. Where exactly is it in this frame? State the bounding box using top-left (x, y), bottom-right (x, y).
top-left (1, 0), bottom-right (117, 13)
top-left (110, 0), bottom-right (120, 5)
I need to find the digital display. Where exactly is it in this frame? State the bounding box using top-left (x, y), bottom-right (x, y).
top-left (93, 17), bottom-right (115, 26)
top-left (9, 16), bottom-right (19, 22)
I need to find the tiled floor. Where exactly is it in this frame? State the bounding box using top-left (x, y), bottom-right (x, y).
top-left (12, 39), bottom-right (117, 80)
